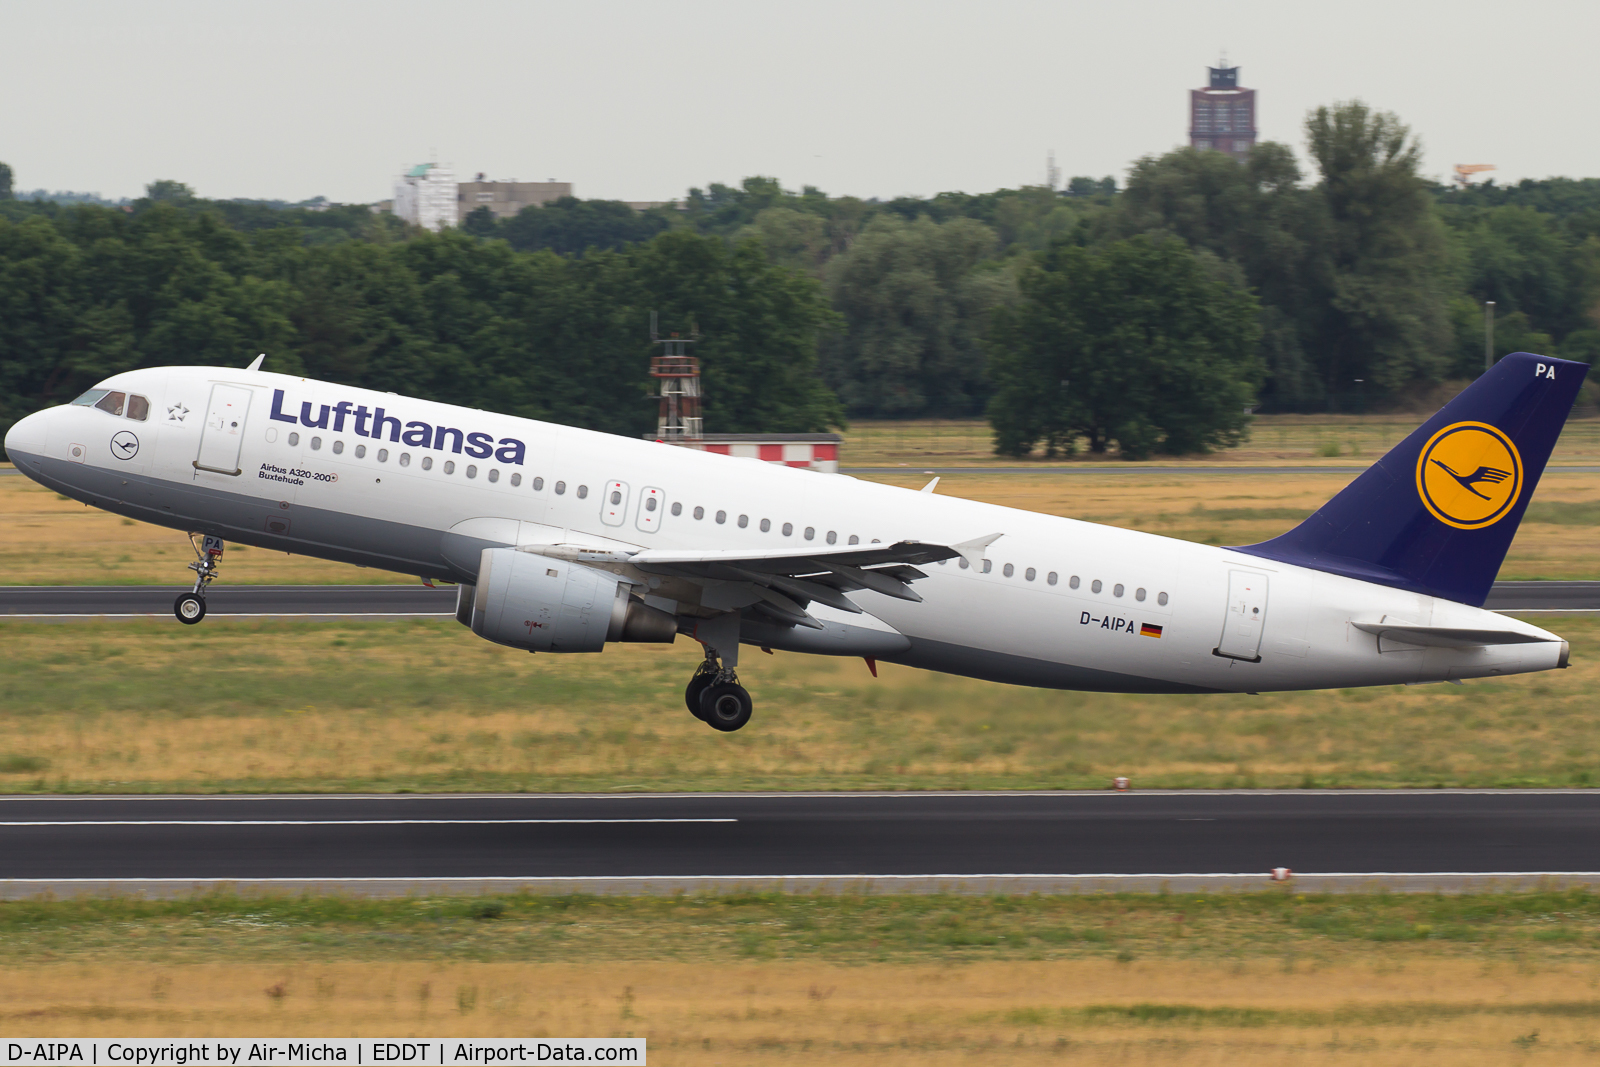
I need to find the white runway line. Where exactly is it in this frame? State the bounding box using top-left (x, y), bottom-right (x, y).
top-left (0, 825), bottom-right (736, 831)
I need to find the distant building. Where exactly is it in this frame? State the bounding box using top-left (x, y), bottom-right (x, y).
top-left (393, 163), bottom-right (458, 231)
top-left (457, 175), bottom-right (573, 222)
top-left (1189, 64), bottom-right (1256, 162)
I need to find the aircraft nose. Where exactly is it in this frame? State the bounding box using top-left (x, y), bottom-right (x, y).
top-left (4, 408), bottom-right (50, 462)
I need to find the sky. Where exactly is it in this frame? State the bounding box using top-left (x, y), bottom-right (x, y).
top-left (4, 0), bottom-right (1597, 205)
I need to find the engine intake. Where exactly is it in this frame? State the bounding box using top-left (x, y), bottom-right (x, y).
top-left (469, 547), bottom-right (675, 652)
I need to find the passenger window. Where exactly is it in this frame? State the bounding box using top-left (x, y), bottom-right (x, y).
top-left (959, 558), bottom-right (970, 570)
top-left (1113, 583), bottom-right (1124, 597)
top-left (554, 481), bottom-right (566, 494)
top-left (444, 461), bottom-right (456, 475)
top-left (670, 502), bottom-right (681, 516)
top-left (577, 485), bottom-right (588, 499)
top-left (781, 522), bottom-right (793, 536)
top-left (759, 518), bottom-right (770, 532)
top-left (126, 395), bottom-right (150, 421)
top-left (1158, 592), bottom-right (1169, 606)
top-left (826, 531), bottom-right (837, 544)
top-left (399, 453), bottom-right (410, 467)
top-left (693, 506), bottom-right (704, 520)
top-left (1003, 563), bottom-right (1014, 577)
top-left (94, 391), bottom-right (126, 416)
top-left (848, 535), bottom-right (859, 545)
top-left (311, 436), bottom-right (322, 450)
top-left (1047, 572), bottom-right (1058, 585)
top-left (715, 510), bottom-right (726, 524)
top-left (465, 465), bottom-right (477, 478)
top-left (510, 473), bottom-right (521, 486)
top-left (610, 490), bottom-right (622, 505)
top-left (488, 469), bottom-right (499, 483)
top-left (1135, 587), bottom-right (1146, 601)
top-left (332, 440), bottom-right (344, 455)
top-left (533, 477), bottom-right (544, 490)
top-left (981, 560), bottom-right (992, 574)
top-left (354, 444), bottom-right (366, 459)
top-left (1069, 575), bottom-right (1080, 589)
top-left (1025, 567), bottom-right (1036, 581)
top-left (646, 497), bottom-right (658, 512)
top-left (738, 514), bottom-right (749, 528)
top-left (804, 527), bottom-right (815, 540)
top-left (421, 456), bottom-right (433, 470)
top-left (378, 449), bottom-right (388, 462)
top-left (1091, 580), bottom-right (1102, 593)
top-left (288, 432), bottom-right (300, 446)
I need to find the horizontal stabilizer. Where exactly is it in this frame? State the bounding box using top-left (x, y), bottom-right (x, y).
top-left (1351, 622), bottom-right (1555, 648)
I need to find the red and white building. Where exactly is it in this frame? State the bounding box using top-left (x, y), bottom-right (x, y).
top-left (1189, 64), bottom-right (1256, 162)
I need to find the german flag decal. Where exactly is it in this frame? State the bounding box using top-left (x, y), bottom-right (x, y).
top-left (1139, 623), bottom-right (1163, 638)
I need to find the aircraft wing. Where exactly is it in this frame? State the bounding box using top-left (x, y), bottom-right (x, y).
top-left (521, 533), bottom-right (1002, 629)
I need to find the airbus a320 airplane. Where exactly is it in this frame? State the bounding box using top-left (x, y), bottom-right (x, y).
top-left (3, 351), bottom-right (1588, 732)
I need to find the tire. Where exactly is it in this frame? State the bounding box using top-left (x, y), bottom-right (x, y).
top-left (174, 593), bottom-right (206, 625)
top-left (699, 682), bottom-right (753, 732)
top-left (685, 669), bottom-right (715, 719)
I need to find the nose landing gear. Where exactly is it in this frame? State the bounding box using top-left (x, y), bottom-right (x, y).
top-left (685, 652), bottom-right (753, 732)
top-left (174, 534), bottom-right (224, 625)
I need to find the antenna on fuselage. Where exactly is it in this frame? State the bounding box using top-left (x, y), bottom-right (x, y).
top-left (246, 353), bottom-right (265, 372)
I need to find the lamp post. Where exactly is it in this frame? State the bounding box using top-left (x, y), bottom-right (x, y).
top-left (1485, 300), bottom-right (1496, 372)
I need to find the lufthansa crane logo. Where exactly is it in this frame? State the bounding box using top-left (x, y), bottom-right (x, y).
top-left (1416, 421), bottom-right (1523, 530)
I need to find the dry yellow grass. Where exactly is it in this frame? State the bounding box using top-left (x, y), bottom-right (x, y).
top-left (5, 465), bottom-right (1599, 584)
top-left (3, 958), bottom-right (1596, 1063)
top-left (0, 474), bottom-right (410, 585)
top-left (1, 616), bottom-right (1597, 791)
top-left (868, 470), bottom-right (1600, 579)
top-left (843, 413), bottom-right (1600, 467)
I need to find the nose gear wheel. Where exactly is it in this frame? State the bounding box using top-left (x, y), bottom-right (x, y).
top-left (175, 533), bottom-right (224, 624)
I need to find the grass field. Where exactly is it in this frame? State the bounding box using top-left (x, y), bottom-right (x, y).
top-left (0, 614), bottom-right (1595, 793)
top-left (842, 412), bottom-right (1600, 467)
top-left (6, 466), bottom-right (1600, 583)
top-left (8, 890), bottom-right (1600, 1062)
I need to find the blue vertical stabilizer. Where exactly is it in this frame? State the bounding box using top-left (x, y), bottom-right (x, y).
top-left (1234, 352), bottom-right (1590, 606)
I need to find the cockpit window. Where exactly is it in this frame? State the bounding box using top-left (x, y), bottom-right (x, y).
top-left (93, 391), bottom-right (127, 416)
top-left (70, 389), bottom-right (110, 407)
top-left (126, 395), bottom-right (149, 421)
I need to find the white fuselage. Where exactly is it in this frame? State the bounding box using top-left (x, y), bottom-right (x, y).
top-left (4, 366), bottom-right (1566, 693)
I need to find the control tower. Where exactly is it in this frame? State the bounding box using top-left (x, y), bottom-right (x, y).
top-left (1189, 63), bottom-right (1256, 162)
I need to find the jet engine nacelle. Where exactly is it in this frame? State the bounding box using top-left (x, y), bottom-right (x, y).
top-left (468, 547), bottom-right (676, 652)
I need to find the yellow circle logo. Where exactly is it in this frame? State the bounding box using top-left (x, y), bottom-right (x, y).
top-left (1416, 421), bottom-right (1523, 530)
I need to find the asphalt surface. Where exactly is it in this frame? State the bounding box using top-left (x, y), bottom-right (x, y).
top-left (0, 584), bottom-right (459, 617)
top-left (1, 581), bottom-right (1594, 617)
top-left (2, 792), bottom-right (1599, 897)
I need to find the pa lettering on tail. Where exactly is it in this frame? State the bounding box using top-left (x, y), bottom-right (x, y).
top-left (1236, 352), bottom-right (1591, 606)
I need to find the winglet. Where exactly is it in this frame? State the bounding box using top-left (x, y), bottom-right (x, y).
top-left (246, 353), bottom-right (266, 372)
top-left (920, 477), bottom-right (940, 494)
top-left (951, 532), bottom-right (1003, 570)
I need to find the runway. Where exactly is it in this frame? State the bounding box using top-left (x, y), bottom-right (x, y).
top-left (1, 580), bottom-right (1595, 618)
top-left (4, 791), bottom-right (1600, 897)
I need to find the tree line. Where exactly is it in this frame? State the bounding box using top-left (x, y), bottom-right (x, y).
top-left (3, 100), bottom-right (1599, 459)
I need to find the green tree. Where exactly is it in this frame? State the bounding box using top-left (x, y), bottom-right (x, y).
top-left (1116, 142), bottom-right (1323, 408)
top-left (987, 236), bottom-right (1262, 459)
top-left (144, 180), bottom-right (196, 203)
top-left (820, 215), bottom-right (1014, 418)
top-left (0, 162), bottom-right (12, 200)
top-left (499, 196), bottom-right (668, 255)
top-left (1302, 102), bottom-right (1454, 397)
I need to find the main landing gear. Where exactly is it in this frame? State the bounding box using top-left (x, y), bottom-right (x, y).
top-left (686, 654), bottom-right (753, 732)
top-left (174, 534), bottom-right (225, 625)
